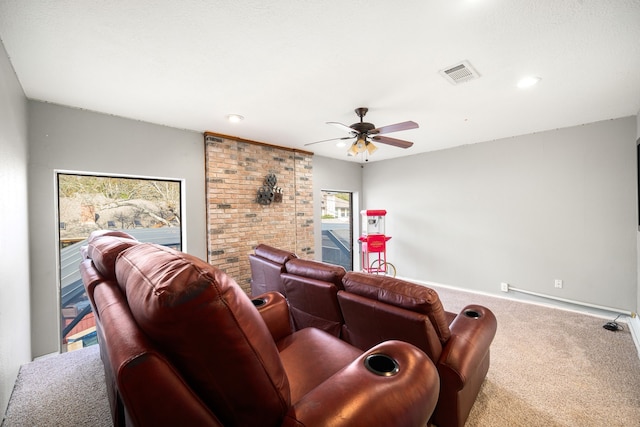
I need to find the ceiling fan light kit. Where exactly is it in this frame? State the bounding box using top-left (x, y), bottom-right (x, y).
top-left (347, 135), bottom-right (378, 157)
top-left (306, 107), bottom-right (418, 161)
top-left (366, 141), bottom-right (377, 155)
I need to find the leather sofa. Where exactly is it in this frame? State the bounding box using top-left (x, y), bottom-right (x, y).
top-left (248, 245), bottom-right (497, 427)
top-left (81, 232), bottom-right (440, 427)
top-left (339, 272), bottom-right (497, 427)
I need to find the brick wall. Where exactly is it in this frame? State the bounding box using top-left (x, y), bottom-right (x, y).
top-left (204, 132), bottom-right (314, 293)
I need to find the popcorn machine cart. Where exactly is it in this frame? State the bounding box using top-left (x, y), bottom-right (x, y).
top-left (359, 209), bottom-right (396, 276)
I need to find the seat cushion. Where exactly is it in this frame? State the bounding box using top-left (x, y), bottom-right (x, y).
top-left (276, 328), bottom-right (362, 403)
top-left (115, 243), bottom-right (291, 427)
top-left (342, 272), bottom-right (451, 344)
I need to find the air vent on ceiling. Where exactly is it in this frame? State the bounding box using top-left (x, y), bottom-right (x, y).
top-left (439, 60), bottom-right (480, 85)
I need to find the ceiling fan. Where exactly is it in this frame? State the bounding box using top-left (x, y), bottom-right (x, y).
top-left (305, 107), bottom-right (418, 159)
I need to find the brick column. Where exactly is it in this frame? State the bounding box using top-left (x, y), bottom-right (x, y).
top-left (204, 132), bottom-right (314, 293)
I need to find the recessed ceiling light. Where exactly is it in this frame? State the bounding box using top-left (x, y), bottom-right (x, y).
top-left (336, 141), bottom-right (347, 148)
top-left (226, 114), bottom-right (244, 123)
top-left (517, 76), bottom-right (541, 89)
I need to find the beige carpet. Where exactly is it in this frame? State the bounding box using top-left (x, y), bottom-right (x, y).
top-left (2, 344), bottom-right (110, 427)
top-left (431, 285), bottom-right (640, 427)
top-left (3, 287), bottom-right (639, 426)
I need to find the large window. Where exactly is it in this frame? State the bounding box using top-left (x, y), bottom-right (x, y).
top-left (320, 191), bottom-right (353, 271)
top-left (57, 173), bottom-right (182, 352)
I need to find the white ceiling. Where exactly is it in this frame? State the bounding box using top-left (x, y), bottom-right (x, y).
top-left (1, 0), bottom-right (639, 162)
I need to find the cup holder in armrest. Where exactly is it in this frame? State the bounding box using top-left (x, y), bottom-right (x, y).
top-left (252, 298), bottom-right (267, 308)
top-left (464, 309), bottom-right (481, 319)
top-left (364, 353), bottom-right (400, 377)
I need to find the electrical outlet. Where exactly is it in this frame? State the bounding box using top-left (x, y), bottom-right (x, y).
top-left (554, 279), bottom-right (563, 289)
top-left (500, 282), bottom-right (509, 292)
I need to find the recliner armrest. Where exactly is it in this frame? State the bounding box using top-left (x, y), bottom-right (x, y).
top-left (252, 291), bottom-right (293, 342)
top-left (437, 304), bottom-right (497, 389)
top-left (282, 340), bottom-right (440, 427)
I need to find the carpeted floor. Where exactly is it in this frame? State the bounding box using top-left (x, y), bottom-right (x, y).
top-left (1, 344), bottom-right (110, 427)
top-left (432, 285), bottom-right (640, 427)
top-left (2, 286), bottom-right (639, 426)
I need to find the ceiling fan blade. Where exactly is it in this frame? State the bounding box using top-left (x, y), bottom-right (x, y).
top-left (371, 135), bottom-right (414, 149)
top-left (327, 121), bottom-right (357, 135)
top-left (304, 136), bottom-right (354, 147)
top-left (370, 121), bottom-right (419, 135)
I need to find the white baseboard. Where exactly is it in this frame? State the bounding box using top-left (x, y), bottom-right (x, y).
top-left (33, 351), bottom-right (60, 362)
top-left (401, 275), bottom-right (640, 360)
top-left (628, 315), bottom-right (640, 359)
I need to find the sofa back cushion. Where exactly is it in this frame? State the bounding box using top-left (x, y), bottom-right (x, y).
top-left (255, 244), bottom-right (297, 265)
top-left (85, 232), bottom-right (139, 280)
top-left (342, 272), bottom-right (451, 344)
top-left (337, 291), bottom-right (444, 361)
top-left (284, 258), bottom-right (346, 289)
top-left (249, 256), bottom-right (287, 296)
top-left (249, 244), bottom-right (297, 297)
top-left (115, 243), bottom-right (290, 427)
top-left (282, 275), bottom-right (344, 337)
top-left (282, 259), bottom-right (347, 337)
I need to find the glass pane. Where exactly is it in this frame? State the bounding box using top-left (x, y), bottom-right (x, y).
top-left (321, 191), bottom-right (352, 271)
top-left (58, 173), bottom-right (182, 352)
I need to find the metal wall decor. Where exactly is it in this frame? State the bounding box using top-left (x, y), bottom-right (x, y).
top-left (256, 173), bottom-right (282, 205)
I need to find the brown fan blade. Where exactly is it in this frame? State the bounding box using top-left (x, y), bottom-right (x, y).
top-left (304, 136), bottom-right (355, 146)
top-left (327, 121), bottom-right (358, 135)
top-left (370, 121), bottom-right (419, 135)
top-left (371, 135), bottom-right (414, 149)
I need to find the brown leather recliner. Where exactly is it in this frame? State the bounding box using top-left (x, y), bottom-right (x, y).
top-left (281, 258), bottom-right (347, 337)
top-left (82, 232), bottom-right (441, 427)
top-left (80, 230), bottom-right (142, 425)
top-left (249, 243), bottom-right (297, 297)
top-left (338, 272), bottom-right (497, 427)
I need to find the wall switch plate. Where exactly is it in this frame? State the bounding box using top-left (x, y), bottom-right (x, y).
top-left (555, 279), bottom-right (563, 289)
top-left (500, 282), bottom-right (509, 292)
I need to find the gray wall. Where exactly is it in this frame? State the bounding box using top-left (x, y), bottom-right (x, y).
top-left (28, 102), bottom-right (207, 357)
top-left (312, 156), bottom-right (363, 268)
top-left (0, 41), bottom-right (30, 416)
top-left (363, 117), bottom-right (638, 313)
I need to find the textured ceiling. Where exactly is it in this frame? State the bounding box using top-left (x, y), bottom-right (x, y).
top-left (1, 0), bottom-right (639, 162)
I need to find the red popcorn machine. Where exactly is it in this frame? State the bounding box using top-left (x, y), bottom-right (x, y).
top-left (359, 209), bottom-right (396, 276)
